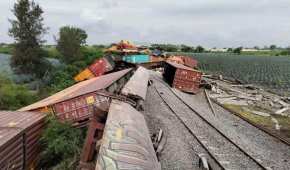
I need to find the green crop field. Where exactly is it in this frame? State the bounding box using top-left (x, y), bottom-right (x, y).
top-left (189, 53), bottom-right (290, 96)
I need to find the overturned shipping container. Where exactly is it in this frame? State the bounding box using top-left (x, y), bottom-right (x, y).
top-left (163, 61), bottom-right (202, 93)
top-left (74, 56), bottom-right (115, 82)
top-left (20, 69), bottom-right (133, 124)
top-left (0, 111), bottom-right (46, 170)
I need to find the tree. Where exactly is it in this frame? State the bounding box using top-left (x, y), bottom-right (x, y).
top-left (181, 44), bottom-right (194, 53)
top-left (227, 48), bottom-right (233, 52)
top-left (270, 44), bottom-right (277, 50)
top-left (56, 26), bottom-right (88, 64)
top-left (195, 45), bottom-right (205, 53)
top-left (9, 0), bottom-right (49, 78)
top-left (233, 47), bottom-right (243, 54)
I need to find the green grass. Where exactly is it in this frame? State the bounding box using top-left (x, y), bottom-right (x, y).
top-left (224, 104), bottom-right (290, 142)
top-left (0, 45), bottom-right (13, 54)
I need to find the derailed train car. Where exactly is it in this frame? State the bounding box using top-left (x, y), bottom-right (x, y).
top-left (96, 100), bottom-right (161, 170)
top-left (121, 66), bottom-right (149, 110)
top-left (19, 69), bottom-right (133, 125)
top-left (95, 67), bottom-right (160, 170)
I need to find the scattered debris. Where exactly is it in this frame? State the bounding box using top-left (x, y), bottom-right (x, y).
top-left (198, 154), bottom-right (210, 170)
top-left (204, 76), bottom-right (290, 117)
top-left (275, 107), bottom-right (290, 115)
top-left (204, 89), bottom-right (216, 116)
top-left (271, 117), bottom-right (281, 130)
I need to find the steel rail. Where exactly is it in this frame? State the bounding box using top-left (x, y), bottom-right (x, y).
top-left (152, 76), bottom-right (268, 170)
top-left (152, 82), bottom-right (225, 170)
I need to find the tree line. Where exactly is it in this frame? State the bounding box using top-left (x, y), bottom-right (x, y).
top-left (9, 0), bottom-right (92, 80)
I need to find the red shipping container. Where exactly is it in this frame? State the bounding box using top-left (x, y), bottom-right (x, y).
top-left (53, 92), bottom-right (111, 122)
top-left (163, 61), bottom-right (202, 93)
top-left (88, 57), bottom-right (115, 77)
top-left (88, 58), bottom-right (107, 77)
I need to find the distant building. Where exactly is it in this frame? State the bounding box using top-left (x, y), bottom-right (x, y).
top-left (242, 48), bottom-right (271, 52)
top-left (209, 48), bottom-right (228, 52)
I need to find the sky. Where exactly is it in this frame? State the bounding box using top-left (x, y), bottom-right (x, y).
top-left (1, 0), bottom-right (290, 48)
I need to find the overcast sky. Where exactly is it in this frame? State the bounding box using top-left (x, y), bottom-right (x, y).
top-left (1, 0), bottom-right (290, 48)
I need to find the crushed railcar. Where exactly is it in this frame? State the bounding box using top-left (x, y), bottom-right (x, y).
top-left (163, 61), bottom-right (202, 94)
top-left (121, 66), bottom-right (150, 110)
top-left (0, 111), bottom-right (46, 170)
top-left (19, 69), bottom-right (133, 125)
top-left (96, 100), bottom-right (161, 170)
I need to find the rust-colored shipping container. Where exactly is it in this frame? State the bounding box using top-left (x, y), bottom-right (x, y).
top-left (182, 56), bottom-right (198, 68)
top-left (53, 92), bottom-right (110, 122)
top-left (19, 69), bottom-right (133, 124)
top-left (0, 111), bottom-right (46, 170)
top-left (163, 61), bottom-right (202, 93)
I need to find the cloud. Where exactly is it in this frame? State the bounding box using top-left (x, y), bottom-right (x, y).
top-left (0, 0), bottom-right (290, 47)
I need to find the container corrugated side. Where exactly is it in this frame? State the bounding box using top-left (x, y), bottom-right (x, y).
top-left (88, 58), bottom-right (107, 77)
top-left (53, 92), bottom-right (111, 122)
top-left (0, 111), bottom-right (46, 170)
top-left (173, 68), bottom-right (202, 93)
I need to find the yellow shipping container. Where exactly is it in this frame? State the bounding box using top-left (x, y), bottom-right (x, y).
top-left (74, 68), bottom-right (95, 82)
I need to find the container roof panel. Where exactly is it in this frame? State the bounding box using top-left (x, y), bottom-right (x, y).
top-left (0, 111), bottom-right (45, 146)
top-left (19, 68), bottom-right (132, 111)
top-left (166, 61), bottom-right (201, 73)
top-left (121, 66), bottom-right (149, 100)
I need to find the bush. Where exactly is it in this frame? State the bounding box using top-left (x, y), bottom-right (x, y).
top-left (0, 74), bottom-right (38, 110)
top-left (81, 46), bottom-right (103, 65)
top-left (39, 116), bottom-right (86, 169)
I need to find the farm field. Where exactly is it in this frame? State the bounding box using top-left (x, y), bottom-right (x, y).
top-left (189, 53), bottom-right (290, 96)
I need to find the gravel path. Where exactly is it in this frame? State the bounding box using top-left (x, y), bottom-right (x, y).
top-left (173, 88), bottom-right (290, 170)
top-left (152, 74), bottom-right (264, 170)
top-left (143, 76), bottom-right (221, 170)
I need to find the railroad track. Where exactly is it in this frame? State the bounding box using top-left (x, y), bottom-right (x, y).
top-left (151, 75), bottom-right (269, 170)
